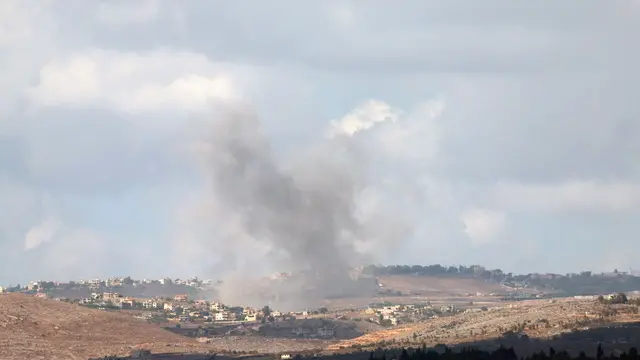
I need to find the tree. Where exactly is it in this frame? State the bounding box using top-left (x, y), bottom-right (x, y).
top-left (319, 307), bottom-right (328, 314)
top-left (610, 292), bottom-right (628, 304)
top-left (400, 349), bottom-right (410, 360)
top-left (597, 343), bottom-right (603, 360)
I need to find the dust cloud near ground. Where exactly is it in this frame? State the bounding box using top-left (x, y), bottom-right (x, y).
top-left (191, 105), bottom-right (401, 311)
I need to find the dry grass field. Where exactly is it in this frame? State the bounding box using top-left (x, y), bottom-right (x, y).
top-left (0, 293), bottom-right (204, 360)
top-left (377, 275), bottom-right (509, 296)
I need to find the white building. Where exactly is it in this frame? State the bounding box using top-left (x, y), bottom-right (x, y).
top-left (214, 311), bottom-right (235, 321)
top-left (210, 302), bottom-right (225, 312)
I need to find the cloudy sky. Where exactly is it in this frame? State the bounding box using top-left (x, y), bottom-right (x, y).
top-left (1, 0), bottom-right (639, 285)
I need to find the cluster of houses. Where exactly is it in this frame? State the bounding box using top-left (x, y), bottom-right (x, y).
top-left (73, 291), bottom-right (266, 323)
top-left (74, 277), bottom-right (213, 289)
top-left (1, 276), bottom-right (215, 294)
top-left (363, 303), bottom-right (461, 326)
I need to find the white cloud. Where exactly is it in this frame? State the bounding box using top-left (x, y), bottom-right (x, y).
top-left (492, 180), bottom-right (640, 213)
top-left (460, 209), bottom-right (506, 245)
top-left (327, 100), bottom-right (402, 138)
top-left (28, 49), bottom-right (243, 113)
top-left (374, 97), bottom-right (445, 162)
top-left (24, 217), bottom-right (60, 250)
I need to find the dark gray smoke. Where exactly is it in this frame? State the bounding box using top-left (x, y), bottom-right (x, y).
top-left (194, 105), bottom-right (400, 310)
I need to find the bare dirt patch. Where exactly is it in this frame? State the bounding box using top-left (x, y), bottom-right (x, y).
top-left (377, 275), bottom-right (506, 296)
top-left (0, 293), bottom-right (203, 359)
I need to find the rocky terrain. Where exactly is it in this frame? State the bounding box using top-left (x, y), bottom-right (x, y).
top-left (328, 298), bottom-right (640, 350)
top-left (0, 293), bottom-right (203, 360)
top-left (207, 336), bottom-right (334, 354)
top-left (3, 283), bottom-right (640, 359)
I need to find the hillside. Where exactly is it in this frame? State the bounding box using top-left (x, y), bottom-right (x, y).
top-left (328, 298), bottom-right (640, 350)
top-left (0, 293), bottom-right (201, 360)
top-left (48, 283), bottom-right (199, 300)
top-left (367, 265), bottom-right (640, 296)
top-left (377, 275), bottom-right (507, 296)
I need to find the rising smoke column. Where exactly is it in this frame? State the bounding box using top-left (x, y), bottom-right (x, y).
top-left (192, 102), bottom-right (404, 310)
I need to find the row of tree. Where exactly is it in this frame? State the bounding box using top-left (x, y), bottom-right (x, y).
top-left (364, 264), bottom-right (640, 295)
top-left (366, 345), bottom-right (638, 360)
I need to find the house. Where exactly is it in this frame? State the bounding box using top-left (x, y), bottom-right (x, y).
top-left (164, 303), bottom-right (175, 311)
top-left (120, 297), bottom-right (136, 309)
top-left (272, 310), bottom-right (282, 317)
top-left (91, 292), bottom-right (102, 300)
top-left (103, 292), bottom-right (123, 302)
top-left (244, 313), bottom-right (257, 322)
top-left (0, 286), bottom-right (5, 293)
top-left (106, 278), bottom-right (122, 287)
top-left (214, 311), bottom-right (235, 321)
top-left (174, 294), bottom-right (188, 302)
top-left (26, 281), bottom-right (39, 291)
top-left (243, 307), bottom-right (256, 315)
top-left (35, 293), bottom-right (48, 299)
top-left (159, 278), bottom-right (172, 285)
top-left (143, 300), bottom-right (163, 309)
top-left (210, 302), bottom-right (225, 312)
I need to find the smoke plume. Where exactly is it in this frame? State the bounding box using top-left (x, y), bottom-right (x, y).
top-left (192, 104), bottom-right (403, 310)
